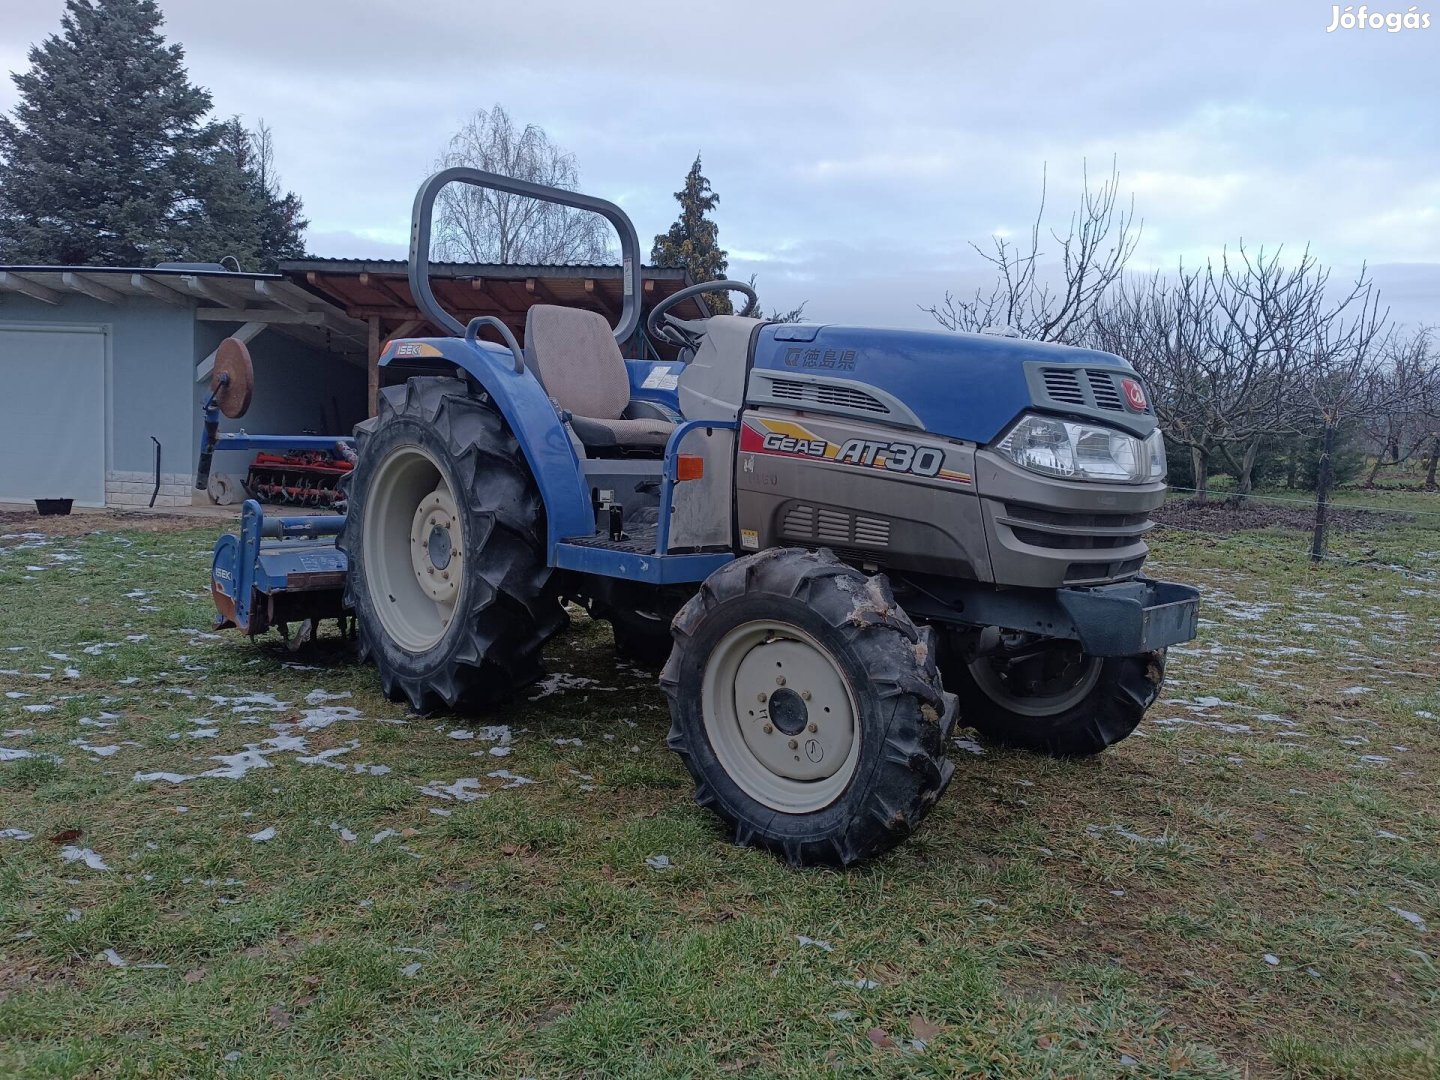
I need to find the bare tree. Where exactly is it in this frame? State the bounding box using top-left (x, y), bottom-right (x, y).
top-left (1359, 326), bottom-right (1438, 485)
top-left (925, 159), bottom-right (1139, 343)
top-left (250, 119), bottom-right (278, 199)
top-left (1092, 247), bottom-right (1398, 506)
top-left (1292, 267), bottom-right (1392, 559)
top-left (433, 105), bottom-right (611, 265)
top-left (1207, 245), bottom-right (1333, 501)
top-left (1090, 265), bottom-right (1226, 499)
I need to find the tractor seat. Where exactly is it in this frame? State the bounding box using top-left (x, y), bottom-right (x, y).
top-left (523, 305), bottom-right (675, 455)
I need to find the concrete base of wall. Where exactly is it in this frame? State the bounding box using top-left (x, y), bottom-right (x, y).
top-left (105, 470), bottom-right (193, 508)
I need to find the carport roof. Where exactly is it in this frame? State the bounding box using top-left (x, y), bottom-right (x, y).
top-left (281, 258), bottom-right (705, 344)
top-left (0, 264), bottom-right (370, 362)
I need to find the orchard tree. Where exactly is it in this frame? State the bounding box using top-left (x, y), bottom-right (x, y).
top-left (1359, 327), bottom-right (1438, 485)
top-left (926, 159), bottom-right (1139, 343)
top-left (0, 0), bottom-right (215, 265)
top-left (1089, 266), bottom-right (1227, 499)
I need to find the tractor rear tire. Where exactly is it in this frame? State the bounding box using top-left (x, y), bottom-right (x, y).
top-left (941, 638), bottom-right (1166, 757)
top-left (662, 548), bottom-right (956, 867)
top-left (339, 377), bottom-right (564, 712)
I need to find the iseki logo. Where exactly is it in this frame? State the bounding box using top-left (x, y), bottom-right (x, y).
top-left (1326, 4), bottom-right (1431, 31)
top-left (1121, 378), bottom-right (1148, 412)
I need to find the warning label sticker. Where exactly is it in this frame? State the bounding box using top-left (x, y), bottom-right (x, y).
top-left (641, 366), bottom-right (679, 391)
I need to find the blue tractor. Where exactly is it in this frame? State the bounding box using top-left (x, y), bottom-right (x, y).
top-left (200, 169), bottom-right (1199, 866)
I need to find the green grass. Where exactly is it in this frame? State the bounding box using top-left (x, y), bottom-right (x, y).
top-left (1, 501), bottom-right (1437, 1079)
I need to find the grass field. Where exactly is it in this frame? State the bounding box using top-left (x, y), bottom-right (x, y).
top-left (1, 490), bottom-right (1437, 1079)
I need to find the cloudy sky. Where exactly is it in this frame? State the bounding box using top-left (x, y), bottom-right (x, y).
top-left (2, 0), bottom-right (1437, 328)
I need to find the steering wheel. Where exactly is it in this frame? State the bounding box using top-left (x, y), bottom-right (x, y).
top-left (646, 279), bottom-right (759, 349)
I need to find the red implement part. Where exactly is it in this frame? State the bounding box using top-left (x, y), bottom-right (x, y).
top-left (246, 451), bottom-right (353, 508)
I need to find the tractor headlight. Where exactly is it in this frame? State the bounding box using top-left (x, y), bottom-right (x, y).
top-left (994, 413), bottom-right (1166, 484)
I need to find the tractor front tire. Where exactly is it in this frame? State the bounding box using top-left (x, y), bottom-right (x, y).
top-left (662, 548), bottom-right (955, 867)
top-left (339, 377), bottom-right (564, 711)
top-left (941, 639), bottom-right (1166, 757)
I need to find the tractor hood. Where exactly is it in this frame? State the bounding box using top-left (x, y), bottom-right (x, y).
top-left (748, 324), bottom-right (1156, 444)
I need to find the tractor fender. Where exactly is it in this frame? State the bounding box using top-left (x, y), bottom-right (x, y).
top-left (380, 337), bottom-right (593, 558)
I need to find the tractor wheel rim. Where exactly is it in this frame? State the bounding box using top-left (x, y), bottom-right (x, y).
top-left (700, 621), bottom-right (860, 814)
top-left (968, 650), bottom-right (1103, 717)
top-left (362, 443), bottom-right (463, 653)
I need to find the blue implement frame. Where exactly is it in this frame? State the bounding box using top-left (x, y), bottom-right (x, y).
top-left (211, 500), bottom-right (347, 634)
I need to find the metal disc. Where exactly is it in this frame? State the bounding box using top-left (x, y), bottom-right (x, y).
top-left (211, 337), bottom-right (254, 418)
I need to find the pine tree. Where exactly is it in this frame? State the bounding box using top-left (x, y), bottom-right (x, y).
top-left (182, 117), bottom-right (307, 271)
top-left (651, 154), bottom-right (732, 314)
top-left (0, 0), bottom-right (217, 265)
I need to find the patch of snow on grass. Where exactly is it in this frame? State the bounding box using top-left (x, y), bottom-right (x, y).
top-left (419, 777), bottom-right (488, 802)
top-left (60, 846), bottom-right (111, 870)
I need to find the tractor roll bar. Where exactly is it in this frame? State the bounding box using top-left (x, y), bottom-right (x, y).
top-left (409, 167), bottom-right (644, 345)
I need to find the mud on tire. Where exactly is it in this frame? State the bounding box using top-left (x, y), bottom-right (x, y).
top-left (339, 377), bottom-right (564, 711)
top-left (661, 548), bottom-right (956, 867)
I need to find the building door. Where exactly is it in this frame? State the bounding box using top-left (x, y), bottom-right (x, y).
top-left (0, 326), bottom-right (106, 507)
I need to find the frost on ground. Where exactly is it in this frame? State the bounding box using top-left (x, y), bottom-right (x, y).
top-left (3, 521), bottom-right (1436, 1078)
top-left (1388, 906), bottom-right (1429, 932)
top-left (1086, 823), bottom-right (1171, 846)
top-left (59, 846), bottom-right (111, 870)
top-left (419, 777), bottom-right (488, 802)
top-left (131, 695), bottom-right (384, 784)
top-left (528, 673), bottom-right (614, 700)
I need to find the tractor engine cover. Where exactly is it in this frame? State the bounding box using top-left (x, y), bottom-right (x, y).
top-left (746, 323), bottom-right (1158, 445)
top-left (738, 324), bottom-right (1166, 590)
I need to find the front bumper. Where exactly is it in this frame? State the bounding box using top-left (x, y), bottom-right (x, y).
top-left (895, 574), bottom-right (1200, 657)
top-left (1056, 578), bottom-right (1199, 655)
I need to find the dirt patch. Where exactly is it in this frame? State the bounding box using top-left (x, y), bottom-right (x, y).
top-left (1155, 498), bottom-right (1387, 534)
top-left (0, 508), bottom-right (212, 537)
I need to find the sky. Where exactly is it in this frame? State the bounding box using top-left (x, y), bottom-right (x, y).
top-left (2, 0), bottom-right (1437, 329)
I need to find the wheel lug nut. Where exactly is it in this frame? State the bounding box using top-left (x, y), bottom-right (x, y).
top-left (757, 692), bottom-right (767, 703)
top-left (426, 567), bottom-right (434, 575)
top-left (807, 722), bottom-right (817, 733)
top-left (800, 690), bottom-right (811, 700)
top-left (787, 738), bottom-right (798, 750)
top-left (762, 723), bottom-right (773, 734)
top-left (776, 675), bottom-right (786, 686)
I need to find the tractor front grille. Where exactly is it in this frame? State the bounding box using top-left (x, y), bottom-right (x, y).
top-left (994, 502), bottom-right (1153, 584)
top-left (1038, 366), bottom-right (1130, 413)
top-left (1086, 369), bottom-right (1125, 411)
top-left (998, 503), bottom-right (1152, 551)
top-left (1063, 556), bottom-right (1147, 584)
top-left (1041, 368), bottom-right (1087, 406)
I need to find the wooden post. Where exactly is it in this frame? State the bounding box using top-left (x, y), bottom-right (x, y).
top-left (1310, 421), bottom-right (1336, 563)
top-left (367, 316), bottom-right (381, 418)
